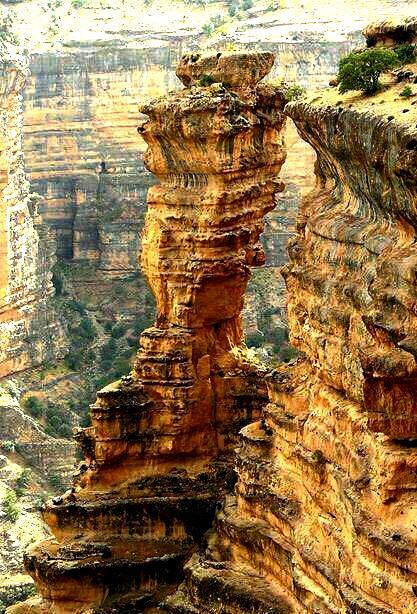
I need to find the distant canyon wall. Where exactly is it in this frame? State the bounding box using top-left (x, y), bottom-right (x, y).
top-left (0, 51), bottom-right (65, 378)
top-left (22, 36), bottom-right (355, 282)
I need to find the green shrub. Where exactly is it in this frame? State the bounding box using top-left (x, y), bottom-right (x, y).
top-left (104, 321), bottom-right (113, 333)
top-left (52, 269), bottom-right (63, 296)
top-left (0, 12), bottom-right (19, 46)
top-left (242, 0), bottom-right (253, 9)
top-left (246, 331), bottom-right (264, 348)
top-left (64, 353), bottom-right (82, 371)
top-left (66, 299), bottom-right (86, 315)
top-left (133, 315), bottom-right (152, 335)
top-left (285, 84), bottom-right (306, 102)
top-left (337, 47), bottom-right (398, 95)
top-left (198, 74), bottom-right (215, 86)
top-left (3, 490), bottom-right (19, 522)
top-left (101, 338), bottom-right (118, 364)
top-left (395, 44), bottom-right (416, 64)
top-left (399, 85), bottom-right (413, 98)
top-left (15, 469), bottom-right (31, 497)
top-left (48, 473), bottom-right (62, 491)
top-left (71, 0), bottom-right (85, 7)
top-left (78, 317), bottom-right (96, 341)
top-left (202, 14), bottom-right (224, 36)
top-left (45, 405), bottom-right (73, 439)
top-left (1, 440), bottom-right (15, 453)
top-left (111, 323), bottom-right (126, 339)
top-left (23, 396), bottom-right (45, 418)
top-left (280, 346), bottom-right (298, 363)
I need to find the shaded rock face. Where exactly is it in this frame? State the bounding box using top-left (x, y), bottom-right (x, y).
top-left (165, 27), bottom-right (417, 614)
top-left (10, 52), bottom-right (287, 614)
top-left (24, 46), bottom-right (179, 271)
top-left (0, 53), bottom-right (66, 378)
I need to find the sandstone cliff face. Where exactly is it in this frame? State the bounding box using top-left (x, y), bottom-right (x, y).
top-left (166, 27), bottom-right (417, 614)
top-left (9, 51), bottom-right (287, 613)
top-left (0, 50), bottom-right (66, 379)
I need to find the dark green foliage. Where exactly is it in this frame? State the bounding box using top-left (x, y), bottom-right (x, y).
top-left (45, 404), bottom-right (73, 439)
top-left (242, 0), bottom-right (253, 9)
top-left (101, 338), bottom-right (117, 365)
top-left (23, 396), bottom-right (45, 418)
top-left (246, 331), bottom-right (264, 348)
top-left (127, 335), bottom-right (138, 347)
top-left (66, 299), bottom-right (86, 315)
top-left (52, 268), bottom-right (64, 296)
top-left (78, 317), bottom-right (97, 341)
top-left (110, 323), bottom-right (127, 339)
top-left (400, 85), bottom-right (413, 97)
top-left (3, 491), bottom-right (19, 522)
top-left (15, 469), bottom-right (31, 497)
top-left (280, 346), bottom-right (298, 363)
top-left (198, 74), bottom-right (215, 86)
top-left (285, 84), bottom-right (306, 102)
top-left (395, 44), bottom-right (416, 64)
top-left (64, 353), bottom-right (82, 371)
top-left (1, 440), bottom-right (15, 453)
top-left (48, 473), bottom-right (63, 491)
top-left (104, 321), bottom-right (114, 334)
top-left (337, 47), bottom-right (398, 95)
top-left (71, 0), bottom-right (85, 8)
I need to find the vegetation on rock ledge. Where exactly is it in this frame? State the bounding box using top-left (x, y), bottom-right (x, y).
top-left (338, 47), bottom-right (398, 95)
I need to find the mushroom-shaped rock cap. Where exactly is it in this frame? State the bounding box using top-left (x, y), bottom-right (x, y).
top-left (176, 51), bottom-right (275, 88)
top-left (363, 17), bottom-right (417, 46)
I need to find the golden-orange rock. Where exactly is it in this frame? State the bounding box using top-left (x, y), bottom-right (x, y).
top-left (9, 51), bottom-right (286, 613)
top-left (166, 22), bottom-right (417, 614)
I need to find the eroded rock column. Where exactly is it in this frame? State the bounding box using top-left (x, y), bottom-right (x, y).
top-left (11, 51), bottom-right (286, 613)
top-left (168, 21), bottom-right (417, 614)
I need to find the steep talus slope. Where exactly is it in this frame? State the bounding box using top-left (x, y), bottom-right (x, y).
top-left (166, 22), bottom-right (417, 614)
top-left (8, 51), bottom-right (287, 613)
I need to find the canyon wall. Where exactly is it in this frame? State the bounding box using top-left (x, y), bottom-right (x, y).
top-left (0, 49), bottom-right (65, 379)
top-left (19, 1), bottom-right (368, 357)
top-left (166, 23), bottom-right (417, 614)
top-left (9, 51), bottom-right (287, 613)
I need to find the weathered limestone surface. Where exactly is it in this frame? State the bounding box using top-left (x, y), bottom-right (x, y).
top-left (166, 24), bottom-right (417, 614)
top-left (0, 49), bottom-right (66, 378)
top-left (10, 51), bottom-right (286, 613)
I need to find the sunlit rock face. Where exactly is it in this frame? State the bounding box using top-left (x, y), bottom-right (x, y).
top-left (9, 51), bottom-right (287, 614)
top-left (166, 22), bottom-right (417, 614)
top-left (0, 51), bottom-right (65, 378)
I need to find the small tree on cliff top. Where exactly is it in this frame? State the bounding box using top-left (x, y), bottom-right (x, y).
top-left (337, 47), bottom-right (398, 95)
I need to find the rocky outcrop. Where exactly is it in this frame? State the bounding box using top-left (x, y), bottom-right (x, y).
top-left (166, 24), bottom-right (417, 614)
top-left (10, 51), bottom-right (287, 613)
top-left (0, 48), bottom-right (66, 378)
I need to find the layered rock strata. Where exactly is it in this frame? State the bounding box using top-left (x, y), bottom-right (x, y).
top-left (167, 28), bottom-right (417, 614)
top-left (10, 51), bottom-right (287, 613)
top-left (0, 50), bottom-right (65, 378)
